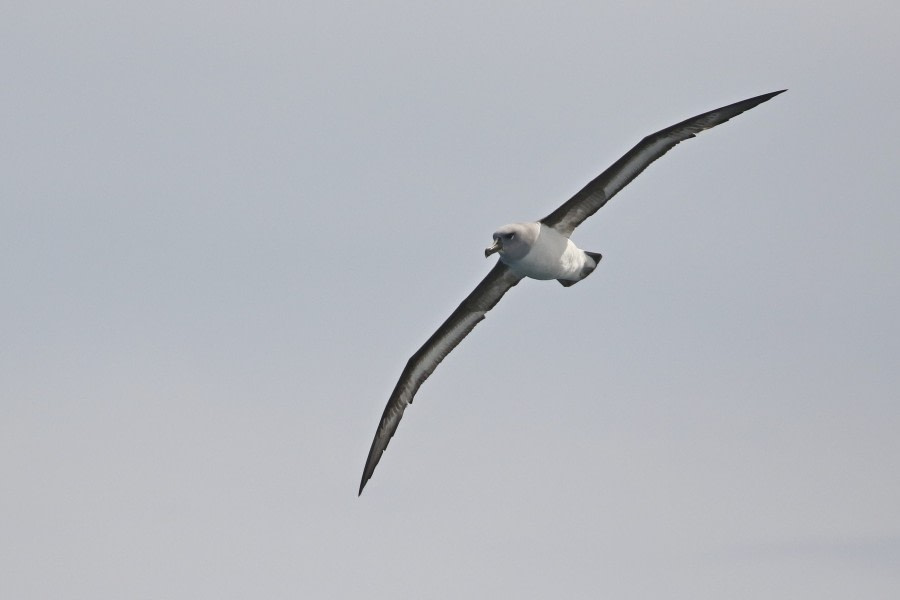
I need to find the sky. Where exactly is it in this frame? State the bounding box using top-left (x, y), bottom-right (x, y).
top-left (2, 1), bottom-right (899, 598)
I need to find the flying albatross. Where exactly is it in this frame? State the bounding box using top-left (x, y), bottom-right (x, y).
top-left (360, 89), bottom-right (785, 495)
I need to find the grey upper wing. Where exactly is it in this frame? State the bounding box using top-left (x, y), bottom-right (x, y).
top-left (359, 261), bottom-right (523, 495)
top-left (540, 90), bottom-right (786, 237)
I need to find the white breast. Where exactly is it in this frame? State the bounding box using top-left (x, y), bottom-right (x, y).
top-left (503, 224), bottom-right (586, 280)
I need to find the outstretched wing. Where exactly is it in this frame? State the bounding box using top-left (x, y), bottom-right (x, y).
top-left (359, 261), bottom-right (523, 495)
top-left (541, 90), bottom-right (786, 236)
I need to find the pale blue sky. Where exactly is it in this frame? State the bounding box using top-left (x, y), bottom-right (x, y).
top-left (2, 2), bottom-right (898, 598)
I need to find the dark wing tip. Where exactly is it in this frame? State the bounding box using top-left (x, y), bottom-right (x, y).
top-left (358, 423), bottom-right (392, 496)
top-left (359, 470), bottom-right (368, 495)
top-left (729, 89), bottom-right (787, 114)
top-left (754, 89), bottom-right (787, 107)
top-left (745, 89), bottom-right (787, 102)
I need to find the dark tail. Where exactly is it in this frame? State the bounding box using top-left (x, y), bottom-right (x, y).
top-left (558, 251), bottom-right (602, 287)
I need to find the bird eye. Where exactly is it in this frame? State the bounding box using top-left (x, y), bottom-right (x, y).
top-left (506, 233), bottom-right (515, 240)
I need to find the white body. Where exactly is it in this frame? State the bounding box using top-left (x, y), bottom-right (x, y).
top-left (500, 223), bottom-right (590, 280)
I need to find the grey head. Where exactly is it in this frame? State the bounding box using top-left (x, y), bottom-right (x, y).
top-left (484, 222), bottom-right (540, 261)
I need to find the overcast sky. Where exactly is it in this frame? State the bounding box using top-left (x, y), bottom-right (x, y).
top-left (2, 2), bottom-right (898, 598)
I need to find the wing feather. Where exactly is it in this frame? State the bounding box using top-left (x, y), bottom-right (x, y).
top-left (359, 261), bottom-right (523, 494)
top-left (540, 90), bottom-right (786, 236)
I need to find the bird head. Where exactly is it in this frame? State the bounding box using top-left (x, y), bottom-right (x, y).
top-left (485, 222), bottom-right (538, 261)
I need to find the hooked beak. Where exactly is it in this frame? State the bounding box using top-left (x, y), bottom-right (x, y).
top-left (484, 238), bottom-right (502, 258)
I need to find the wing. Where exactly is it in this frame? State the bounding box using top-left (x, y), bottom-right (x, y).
top-left (540, 90), bottom-right (786, 236)
top-left (359, 260), bottom-right (523, 495)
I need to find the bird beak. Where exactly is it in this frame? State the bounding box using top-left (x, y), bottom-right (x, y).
top-left (484, 239), bottom-right (502, 258)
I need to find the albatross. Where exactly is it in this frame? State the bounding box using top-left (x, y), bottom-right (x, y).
top-left (360, 89), bottom-right (785, 495)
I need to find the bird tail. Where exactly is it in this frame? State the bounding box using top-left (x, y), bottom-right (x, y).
top-left (558, 251), bottom-right (602, 287)
top-left (584, 251), bottom-right (603, 266)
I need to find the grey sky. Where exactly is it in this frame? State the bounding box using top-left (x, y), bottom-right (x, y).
top-left (2, 2), bottom-right (898, 598)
